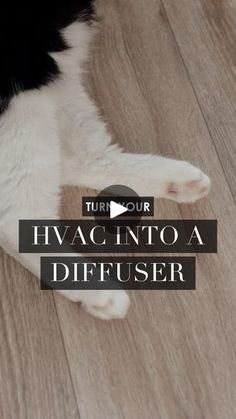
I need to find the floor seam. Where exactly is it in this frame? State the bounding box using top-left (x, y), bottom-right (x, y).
top-left (52, 294), bottom-right (82, 419)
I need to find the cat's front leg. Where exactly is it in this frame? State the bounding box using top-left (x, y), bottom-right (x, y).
top-left (63, 146), bottom-right (210, 202)
top-left (60, 98), bottom-right (210, 201)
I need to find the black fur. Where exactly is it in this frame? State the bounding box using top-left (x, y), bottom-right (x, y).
top-left (0, 1), bottom-right (95, 114)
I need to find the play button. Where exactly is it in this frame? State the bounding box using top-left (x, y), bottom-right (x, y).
top-left (86, 185), bottom-right (154, 234)
top-left (94, 184), bottom-right (143, 234)
top-left (110, 201), bottom-right (128, 219)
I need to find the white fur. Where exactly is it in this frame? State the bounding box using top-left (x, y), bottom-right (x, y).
top-left (0, 22), bottom-right (210, 319)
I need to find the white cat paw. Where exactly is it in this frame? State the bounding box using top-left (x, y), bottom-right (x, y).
top-left (82, 290), bottom-right (130, 320)
top-left (164, 163), bottom-right (211, 203)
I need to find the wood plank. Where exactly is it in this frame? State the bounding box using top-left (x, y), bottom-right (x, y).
top-left (0, 250), bottom-right (80, 419)
top-left (56, 289), bottom-right (236, 419)
top-left (162, 0), bottom-right (236, 197)
top-left (55, 1), bottom-right (236, 418)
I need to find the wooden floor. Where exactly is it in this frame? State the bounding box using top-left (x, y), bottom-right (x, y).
top-left (1, 0), bottom-right (236, 417)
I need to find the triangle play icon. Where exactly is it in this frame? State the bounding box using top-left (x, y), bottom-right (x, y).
top-left (110, 201), bottom-right (128, 219)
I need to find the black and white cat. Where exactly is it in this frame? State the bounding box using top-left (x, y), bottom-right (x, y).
top-left (0, 1), bottom-right (210, 319)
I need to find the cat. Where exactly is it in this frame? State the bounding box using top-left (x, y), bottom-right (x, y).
top-left (0, 0), bottom-right (210, 319)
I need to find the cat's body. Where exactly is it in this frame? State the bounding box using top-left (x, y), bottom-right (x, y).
top-left (0, 1), bottom-right (210, 319)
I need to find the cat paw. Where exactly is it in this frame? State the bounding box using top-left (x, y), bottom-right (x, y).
top-left (165, 163), bottom-right (211, 203)
top-left (82, 290), bottom-right (130, 320)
